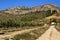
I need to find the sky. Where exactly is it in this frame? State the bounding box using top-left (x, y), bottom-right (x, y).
top-left (0, 0), bottom-right (60, 10)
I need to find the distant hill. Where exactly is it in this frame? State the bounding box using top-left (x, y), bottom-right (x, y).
top-left (1, 4), bottom-right (60, 15)
top-left (0, 4), bottom-right (60, 28)
top-left (32, 4), bottom-right (60, 13)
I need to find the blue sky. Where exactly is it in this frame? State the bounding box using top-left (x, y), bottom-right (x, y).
top-left (0, 0), bottom-right (60, 10)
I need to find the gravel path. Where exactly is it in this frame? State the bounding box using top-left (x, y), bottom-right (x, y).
top-left (36, 25), bottom-right (60, 40)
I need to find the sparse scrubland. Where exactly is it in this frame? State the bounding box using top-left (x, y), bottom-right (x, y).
top-left (0, 4), bottom-right (60, 40)
top-left (0, 10), bottom-right (52, 28)
top-left (5, 26), bottom-right (49, 40)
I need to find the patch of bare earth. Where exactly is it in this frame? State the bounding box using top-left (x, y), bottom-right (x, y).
top-left (36, 25), bottom-right (60, 40)
top-left (0, 26), bottom-right (44, 40)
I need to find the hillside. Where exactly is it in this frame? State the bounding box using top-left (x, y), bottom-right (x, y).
top-left (0, 4), bottom-right (60, 28)
top-left (1, 4), bottom-right (60, 15)
top-left (0, 10), bottom-right (51, 28)
top-left (0, 4), bottom-right (60, 40)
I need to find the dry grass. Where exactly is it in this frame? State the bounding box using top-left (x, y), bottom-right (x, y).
top-left (9, 26), bottom-right (49, 40)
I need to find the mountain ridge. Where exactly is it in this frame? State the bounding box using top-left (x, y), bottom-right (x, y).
top-left (0, 4), bottom-right (60, 15)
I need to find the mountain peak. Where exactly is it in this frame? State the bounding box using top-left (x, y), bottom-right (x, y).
top-left (43, 4), bottom-right (56, 6)
top-left (32, 4), bottom-right (60, 13)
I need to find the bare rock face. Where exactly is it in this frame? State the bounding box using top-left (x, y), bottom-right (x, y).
top-left (4, 7), bottom-right (32, 14)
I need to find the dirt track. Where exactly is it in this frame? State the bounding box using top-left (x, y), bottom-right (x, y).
top-left (0, 27), bottom-right (41, 40)
top-left (36, 25), bottom-right (60, 40)
top-left (0, 25), bottom-right (60, 40)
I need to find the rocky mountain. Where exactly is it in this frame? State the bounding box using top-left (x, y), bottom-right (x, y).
top-left (1, 4), bottom-right (60, 15)
top-left (32, 4), bottom-right (60, 14)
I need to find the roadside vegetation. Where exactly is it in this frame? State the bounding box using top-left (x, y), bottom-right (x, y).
top-left (0, 10), bottom-right (52, 28)
top-left (5, 26), bottom-right (49, 40)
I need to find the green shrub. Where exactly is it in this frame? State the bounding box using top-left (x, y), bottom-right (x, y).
top-left (0, 10), bottom-right (52, 28)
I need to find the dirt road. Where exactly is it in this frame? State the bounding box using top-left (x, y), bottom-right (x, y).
top-left (0, 27), bottom-right (41, 40)
top-left (36, 25), bottom-right (60, 40)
